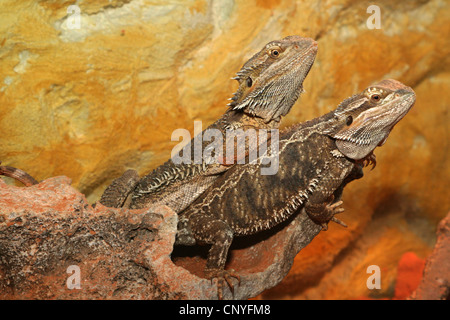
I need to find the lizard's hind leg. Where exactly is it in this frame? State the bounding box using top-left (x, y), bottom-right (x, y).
top-left (182, 213), bottom-right (240, 299)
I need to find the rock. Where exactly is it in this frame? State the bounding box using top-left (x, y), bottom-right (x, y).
top-left (410, 211), bottom-right (450, 300)
top-left (0, 177), bottom-right (189, 299)
top-left (0, 177), bottom-right (324, 300)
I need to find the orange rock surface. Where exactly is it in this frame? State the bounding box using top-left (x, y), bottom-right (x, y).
top-left (1, 0), bottom-right (449, 299)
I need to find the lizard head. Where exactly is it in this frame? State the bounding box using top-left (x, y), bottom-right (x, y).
top-left (228, 35), bottom-right (318, 123)
top-left (329, 79), bottom-right (416, 160)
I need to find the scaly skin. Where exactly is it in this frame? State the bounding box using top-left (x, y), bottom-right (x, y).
top-left (176, 79), bottom-right (416, 299)
top-left (0, 161), bottom-right (38, 186)
top-left (99, 36), bottom-right (318, 211)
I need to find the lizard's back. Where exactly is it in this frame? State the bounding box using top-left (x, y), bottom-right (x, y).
top-left (181, 118), bottom-right (355, 236)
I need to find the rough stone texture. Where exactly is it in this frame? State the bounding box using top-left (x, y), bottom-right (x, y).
top-left (0, 0), bottom-right (449, 299)
top-left (0, 177), bottom-right (323, 300)
top-left (0, 177), bottom-right (191, 299)
top-left (410, 211), bottom-right (450, 300)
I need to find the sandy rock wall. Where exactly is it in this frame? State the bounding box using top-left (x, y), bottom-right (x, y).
top-left (1, 0), bottom-right (449, 299)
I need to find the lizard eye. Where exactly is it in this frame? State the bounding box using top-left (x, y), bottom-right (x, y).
top-left (269, 47), bottom-right (282, 58)
top-left (246, 77), bottom-right (253, 87)
top-left (371, 94), bottom-right (381, 102)
top-left (346, 116), bottom-right (353, 126)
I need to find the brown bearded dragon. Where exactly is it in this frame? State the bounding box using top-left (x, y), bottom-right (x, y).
top-left (99, 35), bottom-right (318, 212)
top-left (175, 79), bottom-right (416, 299)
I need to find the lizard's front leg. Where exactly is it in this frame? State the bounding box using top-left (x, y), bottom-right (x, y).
top-left (186, 213), bottom-right (240, 299)
top-left (304, 163), bottom-right (351, 230)
top-left (305, 196), bottom-right (346, 231)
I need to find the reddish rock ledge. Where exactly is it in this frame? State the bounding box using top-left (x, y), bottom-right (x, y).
top-left (410, 211), bottom-right (450, 300)
top-left (0, 176), bottom-right (323, 300)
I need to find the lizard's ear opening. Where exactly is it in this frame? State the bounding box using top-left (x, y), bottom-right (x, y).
top-left (345, 115), bottom-right (353, 126)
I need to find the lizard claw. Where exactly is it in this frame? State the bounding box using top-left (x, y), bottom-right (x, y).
top-left (321, 200), bottom-right (347, 231)
top-left (328, 200), bottom-right (344, 213)
top-left (205, 269), bottom-right (241, 300)
top-left (331, 216), bottom-right (348, 228)
top-left (363, 153), bottom-right (377, 170)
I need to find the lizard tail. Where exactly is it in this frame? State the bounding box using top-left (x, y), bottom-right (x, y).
top-left (0, 161), bottom-right (39, 186)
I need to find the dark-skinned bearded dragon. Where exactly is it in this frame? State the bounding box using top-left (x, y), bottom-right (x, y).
top-left (175, 79), bottom-right (416, 299)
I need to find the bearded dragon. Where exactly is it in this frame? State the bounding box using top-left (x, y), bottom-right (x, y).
top-left (99, 35), bottom-right (318, 211)
top-left (175, 79), bottom-right (416, 299)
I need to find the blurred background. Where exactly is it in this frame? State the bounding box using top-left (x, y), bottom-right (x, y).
top-left (0, 0), bottom-right (449, 299)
